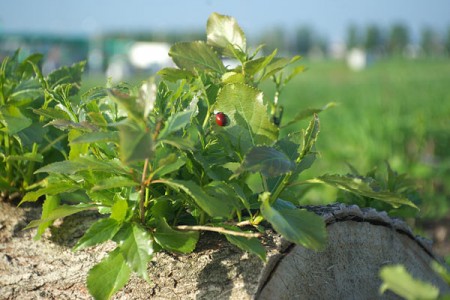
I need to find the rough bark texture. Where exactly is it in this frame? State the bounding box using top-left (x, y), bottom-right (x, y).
top-left (0, 201), bottom-right (449, 299)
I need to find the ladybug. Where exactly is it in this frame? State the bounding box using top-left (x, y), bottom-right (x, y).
top-left (215, 112), bottom-right (228, 126)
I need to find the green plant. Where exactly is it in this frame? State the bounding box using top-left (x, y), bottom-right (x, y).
top-left (0, 50), bottom-right (82, 199)
top-left (379, 263), bottom-right (450, 300)
top-left (14, 13), bottom-right (418, 300)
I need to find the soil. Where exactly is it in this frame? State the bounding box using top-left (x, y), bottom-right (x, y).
top-left (0, 200), bottom-right (449, 299)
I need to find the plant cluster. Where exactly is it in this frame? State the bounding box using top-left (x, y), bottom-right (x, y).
top-left (1, 13), bottom-right (419, 299)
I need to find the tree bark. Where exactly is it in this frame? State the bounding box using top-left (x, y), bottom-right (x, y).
top-left (0, 201), bottom-right (449, 299)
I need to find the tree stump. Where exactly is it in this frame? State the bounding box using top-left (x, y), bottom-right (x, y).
top-left (0, 201), bottom-right (449, 299)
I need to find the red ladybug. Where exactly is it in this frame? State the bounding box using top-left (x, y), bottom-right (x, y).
top-left (215, 112), bottom-right (228, 126)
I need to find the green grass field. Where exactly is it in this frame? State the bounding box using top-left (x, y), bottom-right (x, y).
top-left (268, 58), bottom-right (450, 218)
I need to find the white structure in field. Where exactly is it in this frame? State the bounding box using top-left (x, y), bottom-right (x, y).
top-left (346, 48), bottom-right (367, 71)
top-left (128, 42), bottom-right (172, 70)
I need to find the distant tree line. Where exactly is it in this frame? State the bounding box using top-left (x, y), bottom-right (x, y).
top-left (256, 23), bottom-right (450, 58)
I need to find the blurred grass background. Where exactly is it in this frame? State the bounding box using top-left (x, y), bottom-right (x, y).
top-left (268, 57), bottom-right (450, 220)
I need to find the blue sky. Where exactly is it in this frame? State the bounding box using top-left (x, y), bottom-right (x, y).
top-left (1, 0), bottom-right (449, 42)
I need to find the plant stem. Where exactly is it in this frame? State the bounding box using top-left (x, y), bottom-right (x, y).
top-left (175, 225), bottom-right (261, 238)
top-left (140, 158), bottom-right (149, 224)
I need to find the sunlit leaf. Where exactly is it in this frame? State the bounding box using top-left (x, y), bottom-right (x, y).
top-left (91, 176), bottom-right (137, 191)
top-left (34, 195), bottom-right (60, 240)
top-left (206, 12), bottom-right (246, 57)
top-left (214, 83), bottom-right (278, 153)
top-left (310, 174), bottom-right (419, 209)
top-left (0, 105), bottom-right (32, 134)
top-left (119, 223), bottom-right (153, 282)
top-left (282, 103), bottom-right (335, 128)
top-left (157, 67), bottom-right (194, 82)
top-left (169, 41), bottom-right (226, 74)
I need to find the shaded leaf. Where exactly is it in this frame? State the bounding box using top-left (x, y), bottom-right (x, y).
top-left (224, 226), bottom-right (266, 261)
top-left (260, 194), bottom-right (327, 250)
top-left (118, 121), bottom-right (153, 164)
top-left (154, 218), bottom-right (199, 253)
top-left (161, 179), bottom-right (234, 218)
top-left (73, 218), bottom-right (121, 251)
top-left (87, 248), bottom-right (131, 300)
top-left (24, 204), bottom-right (96, 230)
top-left (237, 146), bottom-right (294, 178)
top-left (158, 109), bottom-right (196, 139)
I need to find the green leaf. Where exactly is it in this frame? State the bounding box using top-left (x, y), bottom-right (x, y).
top-left (9, 78), bottom-right (43, 104)
top-left (25, 203), bottom-right (95, 230)
top-left (260, 194), bottom-right (327, 250)
top-left (107, 88), bottom-right (143, 121)
top-left (153, 154), bottom-right (186, 178)
top-left (35, 160), bottom-right (86, 175)
top-left (110, 198), bottom-right (129, 222)
top-left (138, 78), bottom-right (157, 119)
top-left (224, 227), bottom-right (266, 261)
top-left (68, 129), bottom-right (89, 159)
top-left (203, 181), bottom-right (242, 211)
top-left (70, 131), bottom-right (119, 144)
top-left (261, 56), bottom-right (301, 81)
top-left (0, 105), bottom-right (32, 134)
top-left (119, 223), bottom-right (153, 282)
top-left (33, 107), bottom-right (71, 120)
top-left (379, 264), bottom-right (440, 300)
top-left (158, 109), bottom-right (196, 139)
top-left (20, 181), bottom-right (80, 204)
top-left (214, 83), bottom-right (278, 153)
top-left (311, 174), bottom-right (419, 209)
top-left (206, 12), bottom-right (246, 57)
top-left (221, 72), bottom-right (245, 84)
top-left (283, 65), bottom-right (307, 85)
top-left (35, 195), bottom-right (60, 240)
top-left (282, 103), bottom-right (336, 128)
top-left (169, 41), bottom-right (226, 74)
top-left (47, 61), bottom-right (85, 94)
top-left (87, 248), bottom-right (131, 300)
top-left (157, 67), bottom-right (194, 82)
top-left (237, 146), bottom-right (295, 178)
top-left (73, 218), bottom-right (121, 251)
top-left (92, 176), bottom-right (137, 191)
top-left (154, 218), bottom-right (199, 253)
top-left (161, 179), bottom-right (234, 218)
top-left (300, 114), bottom-right (320, 158)
top-left (243, 49), bottom-right (277, 76)
top-left (118, 121), bottom-right (153, 164)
